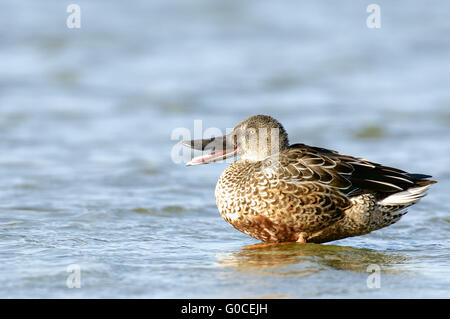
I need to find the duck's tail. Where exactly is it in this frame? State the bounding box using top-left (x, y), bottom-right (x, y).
top-left (378, 183), bottom-right (434, 207)
top-left (378, 170), bottom-right (436, 205)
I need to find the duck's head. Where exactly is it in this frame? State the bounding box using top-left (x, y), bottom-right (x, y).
top-left (182, 114), bottom-right (289, 166)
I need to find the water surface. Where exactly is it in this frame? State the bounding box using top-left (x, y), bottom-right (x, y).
top-left (0, 0), bottom-right (449, 298)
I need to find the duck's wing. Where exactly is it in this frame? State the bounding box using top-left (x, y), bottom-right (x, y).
top-left (261, 143), bottom-right (435, 198)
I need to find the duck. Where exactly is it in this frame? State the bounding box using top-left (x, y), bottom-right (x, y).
top-left (182, 114), bottom-right (436, 244)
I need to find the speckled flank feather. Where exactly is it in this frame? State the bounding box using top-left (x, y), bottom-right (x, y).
top-left (189, 115), bottom-right (436, 243)
top-left (215, 160), bottom-right (351, 242)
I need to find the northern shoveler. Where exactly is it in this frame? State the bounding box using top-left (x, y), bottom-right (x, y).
top-left (182, 115), bottom-right (436, 244)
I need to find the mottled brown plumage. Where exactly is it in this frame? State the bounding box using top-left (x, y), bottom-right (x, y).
top-left (183, 115), bottom-right (436, 244)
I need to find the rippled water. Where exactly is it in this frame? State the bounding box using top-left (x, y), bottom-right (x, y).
top-left (0, 0), bottom-right (449, 298)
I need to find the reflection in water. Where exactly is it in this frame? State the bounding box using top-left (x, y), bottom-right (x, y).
top-left (216, 243), bottom-right (409, 276)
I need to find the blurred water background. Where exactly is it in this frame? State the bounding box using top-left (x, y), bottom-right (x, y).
top-left (0, 0), bottom-right (449, 298)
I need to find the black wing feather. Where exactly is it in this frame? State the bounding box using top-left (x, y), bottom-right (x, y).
top-left (284, 143), bottom-right (435, 196)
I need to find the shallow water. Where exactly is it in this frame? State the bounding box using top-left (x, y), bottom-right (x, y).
top-left (0, 0), bottom-right (449, 298)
